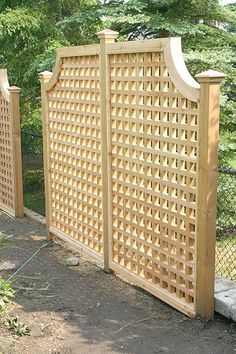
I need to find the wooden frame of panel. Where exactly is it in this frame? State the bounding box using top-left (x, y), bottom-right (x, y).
top-left (106, 41), bottom-right (199, 316)
top-left (0, 69), bottom-right (23, 217)
top-left (39, 45), bottom-right (104, 262)
top-left (41, 31), bottom-right (224, 318)
top-left (101, 34), bottom-right (224, 318)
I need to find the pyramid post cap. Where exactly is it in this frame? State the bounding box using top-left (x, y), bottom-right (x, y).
top-left (196, 70), bottom-right (226, 83)
top-left (96, 29), bottom-right (119, 39)
top-left (9, 85), bottom-right (20, 93)
top-left (38, 70), bottom-right (53, 79)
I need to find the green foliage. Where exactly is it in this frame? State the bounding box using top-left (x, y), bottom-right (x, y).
top-left (217, 171), bottom-right (236, 230)
top-left (0, 238), bottom-right (15, 315)
top-left (23, 168), bottom-right (45, 215)
top-left (216, 234), bottom-right (236, 280)
top-left (0, 232), bottom-right (15, 317)
top-left (0, 1), bottom-right (100, 152)
top-left (21, 106), bottom-right (43, 154)
top-left (58, 3), bottom-right (102, 45)
top-left (60, 1), bottom-right (236, 165)
top-left (97, 0), bottom-right (236, 166)
top-left (0, 281), bottom-right (15, 315)
top-left (0, 238), bottom-right (11, 253)
top-left (0, 0), bottom-right (235, 165)
top-left (5, 315), bottom-right (30, 336)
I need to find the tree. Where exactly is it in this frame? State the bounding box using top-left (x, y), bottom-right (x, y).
top-left (64, 0), bottom-right (236, 166)
top-left (0, 0), bottom-right (235, 165)
top-left (0, 1), bottom-right (98, 144)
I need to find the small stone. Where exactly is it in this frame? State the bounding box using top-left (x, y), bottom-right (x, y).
top-left (66, 257), bottom-right (79, 266)
top-left (0, 261), bottom-right (17, 271)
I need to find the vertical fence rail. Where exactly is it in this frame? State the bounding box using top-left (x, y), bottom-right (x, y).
top-left (0, 69), bottom-right (24, 217)
top-left (195, 71), bottom-right (225, 318)
top-left (97, 29), bottom-right (119, 272)
top-left (40, 32), bottom-right (225, 318)
top-left (39, 71), bottom-right (53, 237)
top-left (9, 86), bottom-right (24, 217)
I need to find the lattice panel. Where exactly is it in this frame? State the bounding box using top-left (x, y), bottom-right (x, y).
top-left (47, 55), bottom-right (103, 256)
top-left (109, 51), bottom-right (198, 310)
top-left (0, 91), bottom-right (14, 212)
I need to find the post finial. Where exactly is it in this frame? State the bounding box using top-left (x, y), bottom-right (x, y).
top-left (96, 29), bottom-right (119, 40)
top-left (38, 71), bottom-right (53, 81)
top-left (196, 70), bottom-right (225, 83)
top-left (9, 86), bottom-right (20, 93)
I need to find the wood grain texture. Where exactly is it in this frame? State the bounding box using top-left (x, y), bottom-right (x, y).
top-left (108, 50), bottom-right (198, 315)
top-left (97, 30), bottom-right (119, 272)
top-left (43, 52), bottom-right (103, 259)
top-left (40, 34), bottom-right (224, 318)
top-left (195, 70), bottom-right (225, 319)
top-left (0, 70), bottom-right (23, 217)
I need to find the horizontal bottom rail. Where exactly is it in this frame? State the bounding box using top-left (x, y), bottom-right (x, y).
top-left (0, 203), bottom-right (15, 218)
top-left (110, 262), bottom-right (195, 317)
top-left (49, 226), bottom-right (104, 264)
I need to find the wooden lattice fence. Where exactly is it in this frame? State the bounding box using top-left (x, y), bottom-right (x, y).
top-left (40, 30), bottom-right (225, 318)
top-left (0, 69), bottom-right (23, 217)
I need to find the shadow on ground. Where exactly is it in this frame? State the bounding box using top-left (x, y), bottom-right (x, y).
top-left (0, 214), bottom-right (235, 354)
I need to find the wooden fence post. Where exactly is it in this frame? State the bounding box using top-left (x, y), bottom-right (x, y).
top-left (9, 86), bottom-right (24, 217)
top-left (195, 70), bottom-right (225, 319)
top-left (39, 71), bottom-right (53, 238)
top-left (96, 29), bottom-right (119, 272)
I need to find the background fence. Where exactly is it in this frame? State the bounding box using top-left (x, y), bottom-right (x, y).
top-left (39, 30), bottom-right (225, 318)
top-left (0, 69), bottom-right (23, 217)
top-left (216, 168), bottom-right (236, 280)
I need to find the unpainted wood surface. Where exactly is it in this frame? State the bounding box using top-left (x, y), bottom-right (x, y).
top-left (108, 50), bottom-right (198, 315)
top-left (0, 89), bottom-right (15, 214)
top-left (0, 70), bottom-right (23, 217)
top-left (42, 35), bottom-right (223, 318)
top-left (46, 53), bottom-right (103, 259)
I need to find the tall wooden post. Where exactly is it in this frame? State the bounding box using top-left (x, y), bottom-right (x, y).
top-left (195, 70), bottom-right (225, 319)
top-left (96, 29), bottom-right (119, 272)
top-left (39, 71), bottom-right (53, 238)
top-left (9, 86), bottom-right (24, 217)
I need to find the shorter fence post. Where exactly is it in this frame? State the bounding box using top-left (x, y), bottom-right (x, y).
top-left (39, 71), bottom-right (53, 239)
top-left (96, 29), bottom-right (119, 272)
top-left (9, 86), bottom-right (24, 217)
top-left (195, 70), bottom-right (225, 319)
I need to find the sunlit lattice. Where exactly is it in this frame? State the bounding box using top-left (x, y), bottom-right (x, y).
top-left (47, 54), bottom-right (103, 256)
top-left (109, 51), bottom-right (199, 309)
top-left (0, 91), bottom-right (14, 212)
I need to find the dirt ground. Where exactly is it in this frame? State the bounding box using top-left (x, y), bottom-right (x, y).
top-left (0, 213), bottom-right (235, 354)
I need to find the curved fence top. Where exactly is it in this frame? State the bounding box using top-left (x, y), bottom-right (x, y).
top-left (39, 30), bottom-right (225, 318)
top-left (0, 69), bottom-right (23, 217)
top-left (0, 69), bottom-right (11, 102)
top-left (43, 37), bottom-right (200, 102)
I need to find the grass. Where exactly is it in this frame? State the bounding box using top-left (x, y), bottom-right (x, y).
top-left (24, 187), bottom-right (45, 216)
top-left (22, 154), bottom-right (45, 216)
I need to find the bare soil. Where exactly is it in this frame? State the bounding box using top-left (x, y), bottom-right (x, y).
top-left (0, 213), bottom-right (235, 354)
